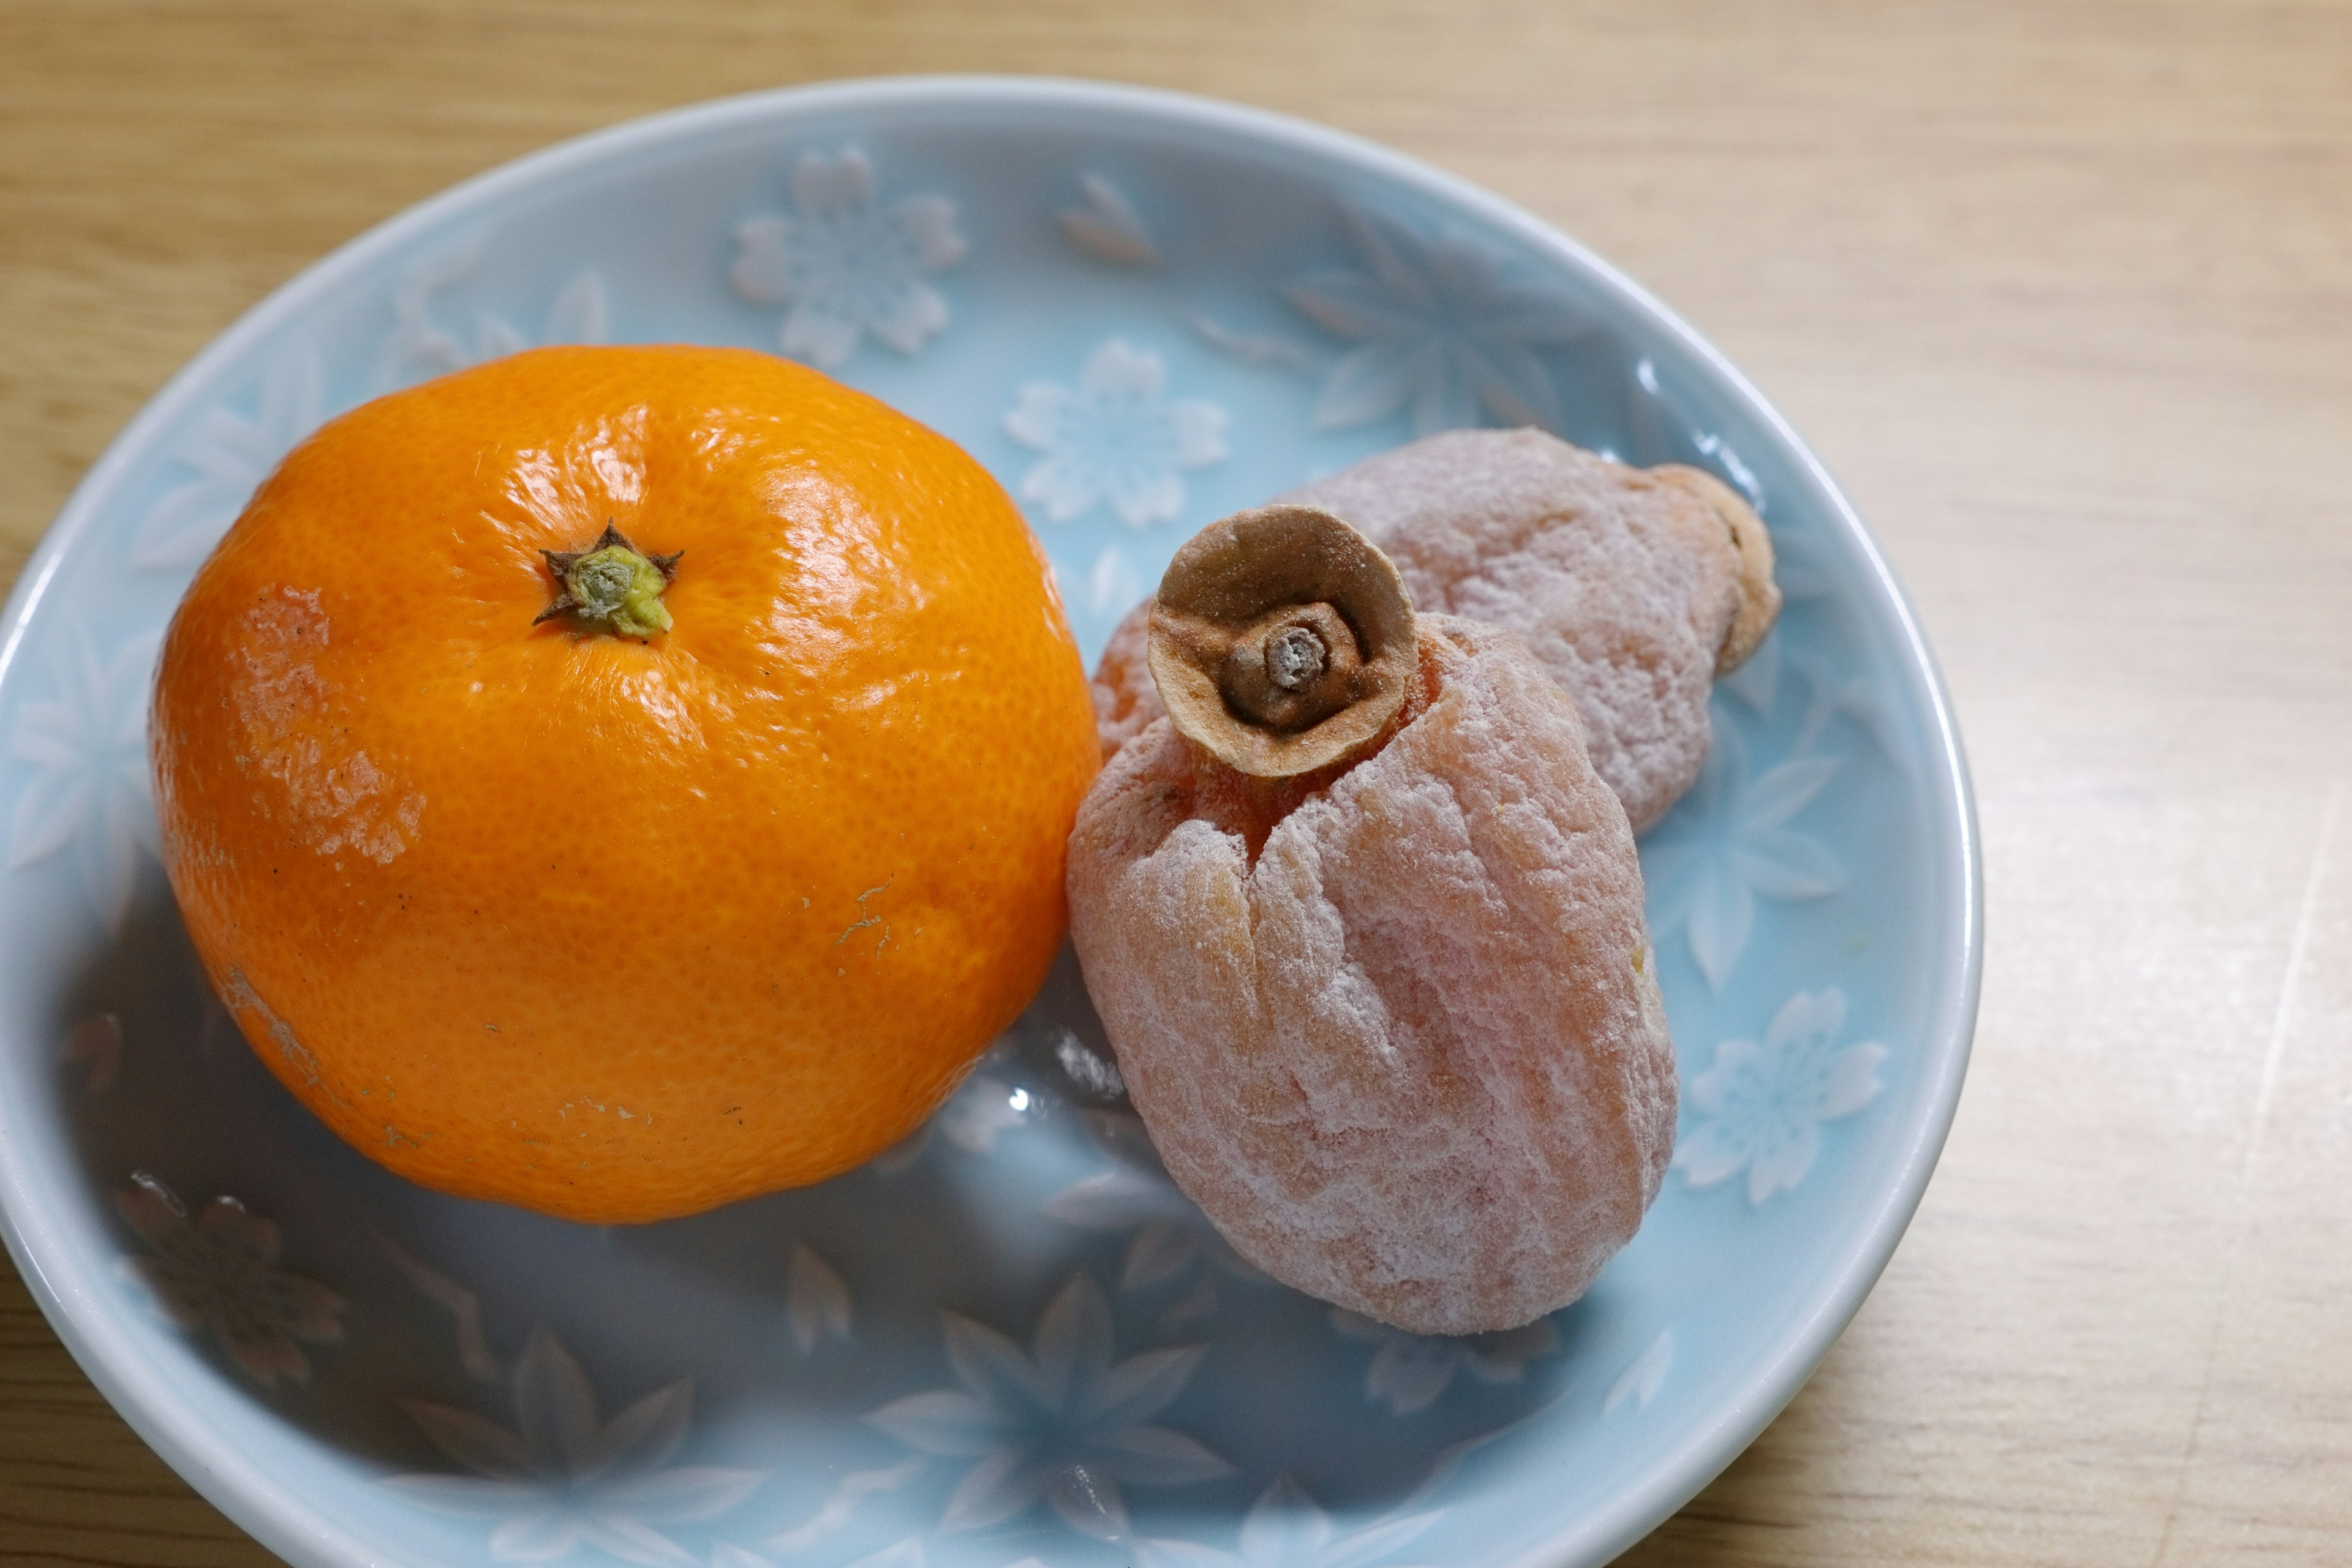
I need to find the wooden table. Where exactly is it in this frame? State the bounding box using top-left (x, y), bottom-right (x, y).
top-left (5, 2), bottom-right (2348, 1564)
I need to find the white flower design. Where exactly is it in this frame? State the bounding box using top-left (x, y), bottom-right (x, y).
top-left (381, 1229), bottom-right (506, 1383)
top-left (1640, 722), bottom-right (1843, 991)
top-left (9, 628), bottom-right (161, 931)
top-left (390, 253), bottom-right (610, 382)
top-left (1042, 1110), bottom-right (1262, 1333)
top-left (729, 148), bottom-right (965, 369)
top-left (1287, 204), bottom-right (1590, 436)
top-left (1186, 312), bottom-right (1323, 374)
top-left (865, 1272), bottom-right (1232, 1539)
top-left (1791, 650), bottom-right (1910, 769)
top-left (128, 350), bottom-right (323, 570)
top-left (113, 1173), bottom-right (345, 1387)
top-left (753, 1458), bottom-right (922, 1555)
top-left (1004, 339), bottom-right (1227, 529)
top-left (385, 1327), bottom-right (763, 1566)
top-left (1080, 547), bottom-right (1147, 627)
top-left (784, 1242), bottom-right (852, 1352)
top-left (1058, 173), bottom-right (1158, 267)
top-left (1624, 356), bottom-right (1765, 510)
top-left (1327, 1311), bottom-right (1558, 1417)
top-left (1675, 988), bottom-right (1888, 1204)
top-left (1136, 1475), bottom-right (1441, 1568)
top-left (1602, 1329), bottom-right (1675, 1415)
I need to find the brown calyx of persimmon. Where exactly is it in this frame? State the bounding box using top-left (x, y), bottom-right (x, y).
top-left (1147, 503), bottom-right (1418, 780)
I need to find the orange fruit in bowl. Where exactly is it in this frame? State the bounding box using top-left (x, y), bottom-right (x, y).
top-left (150, 345), bottom-right (1100, 1223)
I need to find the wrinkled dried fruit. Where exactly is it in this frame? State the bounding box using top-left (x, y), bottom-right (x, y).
top-left (1090, 431), bottom-right (1779, 832)
top-left (1069, 592), bottom-right (1677, 1335)
top-left (1088, 597), bottom-right (1160, 763)
top-left (1284, 429), bottom-right (1779, 831)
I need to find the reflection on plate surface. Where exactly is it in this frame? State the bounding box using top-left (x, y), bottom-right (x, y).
top-left (0, 77), bottom-right (1977, 1568)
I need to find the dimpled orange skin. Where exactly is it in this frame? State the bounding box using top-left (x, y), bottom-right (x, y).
top-left (150, 345), bottom-right (1100, 1223)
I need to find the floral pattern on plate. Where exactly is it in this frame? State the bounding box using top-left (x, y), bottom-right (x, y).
top-left (1602, 1331), bottom-right (1676, 1417)
top-left (1641, 720), bottom-right (1844, 992)
top-left (1136, 1474), bottom-right (1441, 1568)
top-left (8, 628), bottom-right (161, 932)
top-left (390, 249), bottom-right (611, 382)
top-left (1005, 338), bottom-right (1227, 528)
top-left (1327, 1313), bottom-right (1559, 1418)
top-left (866, 1272), bottom-right (1232, 1539)
top-left (1057, 174), bottom-right (1159, 268)
top-left (1675, 989), bottom-right (1888, 1204)
top-left (126, 350), bottom-right (323, 571)
top-left (386, 1327), bottom-right (764, 1566)
top-left (1042, 1109), bottom-right (1265, 1336)
top-left (113, 1173), bottom-right (344, 1387)
top-left (730, 148), bottom-right (965, 369)
top-left (1287, 204), bottom-right (1591, 436)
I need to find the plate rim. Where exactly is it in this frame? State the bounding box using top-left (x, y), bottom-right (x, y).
top-left (0, 71), bottom-right (1983, 1568)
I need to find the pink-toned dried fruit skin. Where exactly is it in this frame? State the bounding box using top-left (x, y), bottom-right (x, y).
top-left (1067, 615), bottom-right (1676, 1335)
top-left (1282, 429), bottom-right (1757, 833)
top-left (1088, 597), bottom-right (1161, 762)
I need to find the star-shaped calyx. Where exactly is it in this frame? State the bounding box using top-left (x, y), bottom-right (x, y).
top-left (534, 523), bottom-right (682, 639)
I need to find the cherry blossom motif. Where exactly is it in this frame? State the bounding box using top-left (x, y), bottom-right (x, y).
top-left (380, 1229), bottom-right (505, 1383)
top-left (1624, 356), bottom-right (1765, 511)
top-left (1135, 1475), bottom-right (1441, 1568)
top-left (1286, 203), bottom-right (1590, 436)
top-left (864, 1272), bottom-right (1232, 1539)
top-left (1186, 312), bottom-right (1323, 374)
top-left (8, 628), bottom-right (160, 931)
top-left (784, 1242), bottom-right (852, 1352)
top-left (729, 148), bottom-right (966, 369)
top-left (128, 350), bottom-right (323, 570)
top-left (389, 248), bottom-right (610, 382)
top-left (385, 1327), bottom-right (763, 1566)
top-left (1005, 339), bottom-right (1228, 529)
top-left (1602, 1329), bottom-right (1675, 1415)
top-left (1639, 721), bottom-right (1843, 992)
top-left (1081, 546), bottom-right (1147, 628)
top-left (1327, 1311), bottom-right (1559, 1417)
top-left (753, 1458), bottom-right (922, 1556)
top-left (1057, 174), bottom-right (1159, 267)
top-left (1041, 1110), bottom-right (1264, 1334)
top-left (113, 1173), bottom-right (345, 1387)
top-left (1675, 988), bottom-right (1888, 1204)
top-left (1715, 635), bottom-right (1905, 772)
top-left (1790, 649), bottom-right (1910, 770)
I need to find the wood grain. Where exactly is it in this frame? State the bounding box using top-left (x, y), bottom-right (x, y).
top-left (5, 1), bottom-right (2350, 1564)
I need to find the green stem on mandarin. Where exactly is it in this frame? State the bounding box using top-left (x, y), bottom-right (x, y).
top-left (535, 523), bottom-right (680, 639)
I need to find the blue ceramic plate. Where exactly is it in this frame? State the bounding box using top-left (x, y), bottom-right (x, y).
top-left (0, 77), bottom-right (1978, 1568)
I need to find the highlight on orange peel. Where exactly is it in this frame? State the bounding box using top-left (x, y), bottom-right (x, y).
top-left (149, 345), bottom-right (1101, 1223)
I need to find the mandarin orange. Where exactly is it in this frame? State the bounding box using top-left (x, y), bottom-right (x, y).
top-left (151, 345), bottom-right (1099, 1223)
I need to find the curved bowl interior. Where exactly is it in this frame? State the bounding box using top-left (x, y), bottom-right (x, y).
top-left (0, 77), bottom-right (1978, 1568)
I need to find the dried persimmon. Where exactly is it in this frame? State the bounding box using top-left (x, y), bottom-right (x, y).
top-left (1067, 505), bottom-right (1676, 1334)
top-left (1091, 430), bottom-right (1780, 832)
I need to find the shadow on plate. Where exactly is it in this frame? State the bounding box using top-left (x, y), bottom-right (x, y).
top-left (48, 892), bottom-right (1585, 1525)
